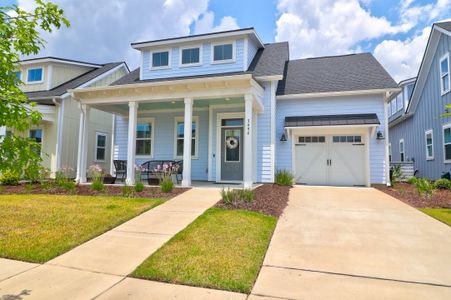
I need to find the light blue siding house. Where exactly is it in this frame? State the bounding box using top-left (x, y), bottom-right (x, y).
top-left (389, 21), bottom-right (451, 179)
top-left (71, 28), bottom-right (398, 187)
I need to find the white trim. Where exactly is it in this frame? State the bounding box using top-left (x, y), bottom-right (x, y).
top-left (255, 75), bottom-right (284, 81)
top-left (425, 129), bottom-right (434, 161)
top-left (55, 98), bottom-right (65, 171)
top-left (285, 124), bottom-right (379, 130)
top-left (179, 45), bottom-right (203, 67)
top-left (399, 138), bottom-right (405, 162)
top-left (26, 67), bottom-right (44, 84)
top-left (135, 117), bottom-right (155, 159)
top-left (19, 58), bottom-right (101, 68)
top-left (439, 52), bottom-right (450, 96)
top-left (110, 115), bottom-right (116, 175)
top-left (443, 123), bottom-right (451, 164)
top-left (150, 48), bottom-right (172, 70)
top-left (277, 88), bottom-right (401, 100)
top-left (435, 25), bottom-right (451, 37)
top-left (211, 40), bottom-right (236, 64)
top-left (270, 81), bottom-right (277, 182)
top-left (216, 112), bottom-right (245, 182)
top-left (384, 100), bottom-right (391, 186)
top-left (173, 116), bottom-right (199, 159)
top-left (207, 106), bottom-right (213, 181)
top-left (365, 129), bottom-right (371, 187)
top-left (94, 131), bottom-right (108, 162)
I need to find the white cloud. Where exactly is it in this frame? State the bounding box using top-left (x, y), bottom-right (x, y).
top-left (193, 11), bottom-right (239, 34)
top-left (17, 0), bottom-right (237, 68)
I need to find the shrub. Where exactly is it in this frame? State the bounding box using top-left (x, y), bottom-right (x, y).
top-left (24, 183), bottom-right (35, 191)
top-left (391, 165), bottom-right (403, 184)
top-left (24, 165), bottom-right (50, 183)
top-left (135, 181), bottom-right (145, 193)
top-left (221, 188), bottom-right (234, 205)
top-left (415, 178), bottom-right (435, 197)
top-left (434, 178), bottom-right (451, 190)
top-left (91, 180), bottom-right (104, 192)
top-left (407, 177), bottom-right (418, 185)
top-left (220, 188), bottom-right (255, 204)
top-left (275, 170), bottom-right (294, 186)
top-left (0, 170), bottom-right (20, 186)
top-left (160, 178), bottom-right (174, 193)
top-left (61, 180), bottom-right (76, 193)
top-left (55, 166), bottom-right (74, 186)
top-left (122, 184), bottom-right (134, 197)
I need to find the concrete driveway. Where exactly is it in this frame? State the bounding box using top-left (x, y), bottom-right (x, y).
top-left (251, 186), bottom-right (451, 299)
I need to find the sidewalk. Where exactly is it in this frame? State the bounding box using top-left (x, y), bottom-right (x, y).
top-left (0, 188), bottom-right (245, 299)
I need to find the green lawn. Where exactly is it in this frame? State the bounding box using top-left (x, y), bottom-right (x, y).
top-left (0, 194), bottom-right (163, 262)
top-left (419, 208), bottom-right (451, 226)
top-left (132, 208), bottom-right (277, 294)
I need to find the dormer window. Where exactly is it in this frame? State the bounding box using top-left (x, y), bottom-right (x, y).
top-left (151, 50), bottom-right (170, 69)
top-left (440, 53), bottom-right (450, 95)
top-left (212, 42), bottom-right (235, 63)
top-left (27, 67), bottom-right (43, 83)
top-left (180, 46), bottom-right (201, 66)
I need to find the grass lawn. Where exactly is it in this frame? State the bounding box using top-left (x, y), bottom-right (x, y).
top-left (419, 208), bottom-right (451, 226)
top-left (132, 208), bottom-right (277, 294)
top-left (0, 194), bottom-right (163, 263)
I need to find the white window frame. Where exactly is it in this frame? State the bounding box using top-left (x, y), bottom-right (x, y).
top-left (399, 139), bottom-right (405, 162)
top-left (95, 132), bottom-right (107, 162)
top-left (179, 45), bottom-right (202, 67)
top-left (26, 67), bottom-right (44, 84)
top-left (135, 118), bottom-right (155, 158)
top-left (391, 99), bottom-right (396, 116)
top-left (396, 93), bottom-right (403, 112)
top-left (439, 52), bottom-right (450, 95)
top-left (173, 116), bottom-right (199, 159)
top-left (425, 129), bottom-right (434, 161)
top-left (388, 143), bottom-right (392, 162)
top-left (150, 49), bottom-right (171, 70)
top-left (443, 123), bottom-right (451, 163)
top-left (211, 41), bottom-right (236, 64)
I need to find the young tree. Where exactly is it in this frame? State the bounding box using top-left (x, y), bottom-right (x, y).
top-left (0, 0), bottom-right (69, 178)
top-left (441, 104), bottom-right (451, 117)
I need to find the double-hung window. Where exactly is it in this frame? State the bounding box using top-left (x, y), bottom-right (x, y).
top-left (95, 132), bottom-right (107, 161)
top-left (399, 139), bottom-right (405, 162)
top-left (444, 124), bottom-right (451, 163)
top-left (151, 50), bottom-right (170, 69)
top-left (174, 117), bottom-right (198, 158)
top-left (29, 129), bottom-right (43, 155)
top-left (181, 46), bottom-right (201, 66)
top-left (212, 42), bottom-right (234, 63)
top-left (136, 120), bottom-right (154, 157)
top-left (440, 53), bottom-right (450, 95)
top-left (425, 130), bottom-right (434, 160)
top-left (27, 68), bottom-right (43, 83)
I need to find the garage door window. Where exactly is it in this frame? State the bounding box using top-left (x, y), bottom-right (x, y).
top-left (333, 136), bottom-right (362, 143)
top-left (298, 136), bottom-right (325, 143)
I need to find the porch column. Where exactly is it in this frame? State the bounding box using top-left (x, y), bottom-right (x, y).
top-left (76, 104), bottom-right (90, 183)
top-left (182, 97), bottom-right (193, 187)
top-left (243, 94), bottom-right (253, 188)
top-left (126, 101), bottom-right (138, 185)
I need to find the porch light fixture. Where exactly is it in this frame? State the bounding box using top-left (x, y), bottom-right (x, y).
top-left (376, 131), bottom-right (384, 140)
top-left (280, 133), bottom-right (287, 142)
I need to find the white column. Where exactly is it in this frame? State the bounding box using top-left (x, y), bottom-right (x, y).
top-left (243, 94), bottom-right (254, 188)
top-left (182, 97), bottom-right (193, 187)
top-left (76, 104), bottom-right (89, 183)
top-left (126, 102), bottom-right (138, 185)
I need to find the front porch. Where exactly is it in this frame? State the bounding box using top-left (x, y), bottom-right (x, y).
top-left (70, 74), bottom-right (264, 188)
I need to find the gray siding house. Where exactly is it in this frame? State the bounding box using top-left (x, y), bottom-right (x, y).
top-left (389, 21), bottom-right (451, 179)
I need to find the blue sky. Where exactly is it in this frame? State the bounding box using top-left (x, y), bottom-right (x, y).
top-left (5, 0), bottom-right (451, 81)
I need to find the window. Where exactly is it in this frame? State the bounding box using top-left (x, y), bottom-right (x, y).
top-left (444, 124), bottom-right (451, 163)
top-left (29, 129), bottom-right (42, 155)
top-left (212, 43), bottom-right (234, 62)
top-left (388, 101), bottom-right (392, 117)
top-left (396, 93), bottom-right (403, 111)
top-left (332, 136), bottom-right (362, 143)
top-left (174, 117), bottom-right (198, 158)
top-left (181, 47), bottom-right (201, 66)
top-left (298, 136), bottom-right (326, 143)
top-left (14, 71), bottom-right (22, 81)
top-left (399, 139), bottom-right (405, 162)
top-left (425, 130), bottom-right (434, 160)
top-left (391, 99), bottom-right (396, 115)
top-left (151, 50), bottom-right (170, 68)
top-left (27, 68), bottom-right (43, 83)
top-left (389, 143), bottom-right (392, 162)
top-left (136, 121), bottom-right (153, 156)
top-left (95, 132), bottom-right (107, 161)
top-left (440, 53), bottom-right (450, 95)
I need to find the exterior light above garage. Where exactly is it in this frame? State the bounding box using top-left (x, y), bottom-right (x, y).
top-left (280, 133), bottom-right (287, 142)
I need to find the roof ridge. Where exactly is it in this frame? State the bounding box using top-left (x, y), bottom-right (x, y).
top-left (19, 56), bottom-right (102, 66)
top-left (289, 53), bottom-right (370, 62)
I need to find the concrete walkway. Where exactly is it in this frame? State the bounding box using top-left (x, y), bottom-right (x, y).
top-left (0, 188), bottom-right (245, 300)
top-left (251, 186), bottom-right (451, 299)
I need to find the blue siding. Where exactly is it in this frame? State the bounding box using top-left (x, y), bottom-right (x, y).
top-left (389, 33), bottom-right (451, 179)
top-left (276, 95), bottom-right (388, 184)
top-left (247, 39), bottom-right (259, 68)
top-left (114, 110), bottom-right (209, 180)
top-left (142, 39), bottom-right (245, 80)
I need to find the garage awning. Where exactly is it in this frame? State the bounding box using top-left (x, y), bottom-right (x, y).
top-left (285, 113), bottom-right (380, 128)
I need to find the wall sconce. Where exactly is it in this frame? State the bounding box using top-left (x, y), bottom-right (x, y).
top-left (280, 133), bottom-right (287, 142)
top-left (376, 131), bottom-right (384, 139)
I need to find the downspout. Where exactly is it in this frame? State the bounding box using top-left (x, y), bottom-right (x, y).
top-left (53, 97), bottom-right (64, 173)
top-left (383, 92), bottom-right (391, 186)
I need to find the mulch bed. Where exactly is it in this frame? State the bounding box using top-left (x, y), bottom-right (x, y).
top-left (0, 183), bottom-right (188, 199)
top-left (376, 183), bottom-right (451, 208)
top-left (215, 184), bottom-right (291, 217)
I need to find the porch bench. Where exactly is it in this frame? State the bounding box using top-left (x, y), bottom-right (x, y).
top-left (140, 160), bottom-right (183, 185)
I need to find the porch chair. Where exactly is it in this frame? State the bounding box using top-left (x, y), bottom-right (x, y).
top-left (113, 160), bottom-right (127, 182)
top-left (174, 160), bottom-right (183, 184)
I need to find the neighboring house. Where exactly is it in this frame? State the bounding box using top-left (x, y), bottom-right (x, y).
top-left (389, 21), bottom-right (451, 179)
top-left (71, 28), bottom-right (398, 187)
top-left (0, 57), bottom-right (129, 176)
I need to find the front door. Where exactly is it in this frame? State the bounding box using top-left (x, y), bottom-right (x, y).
top-left (221, 127), bottom-right (244, 181)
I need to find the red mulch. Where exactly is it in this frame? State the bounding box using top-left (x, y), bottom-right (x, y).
top-left (215, 184), bottom-right (291, 217)
top-left (0, 183), bottom-right (188, 199)
top-left (377, 183), bottom-right (451, 208)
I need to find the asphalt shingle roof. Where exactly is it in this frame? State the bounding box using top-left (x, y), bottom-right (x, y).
top-left (276, 53), bottom-right (398, 96)
top-left (436, 21), bottom-right (451, 32)
top-left (285, 113), bottom-right (380, 127)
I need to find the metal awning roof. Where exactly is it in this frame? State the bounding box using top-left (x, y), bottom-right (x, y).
top-left (285, 113), bottom-right (380, 127)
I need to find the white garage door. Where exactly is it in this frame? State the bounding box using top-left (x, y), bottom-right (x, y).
top-left (294, 135), bottom-right (367, 186)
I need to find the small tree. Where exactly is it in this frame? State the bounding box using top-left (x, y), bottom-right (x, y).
top-left (441, 104), bottom-right (451, 117)
top-left (0, 1), bottom-right (69, 176)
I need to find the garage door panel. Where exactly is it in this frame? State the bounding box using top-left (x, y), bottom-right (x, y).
top-left (295, 143), bottom-right (328, 185)
top-left (329, 143), bottom-right (366, 186)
